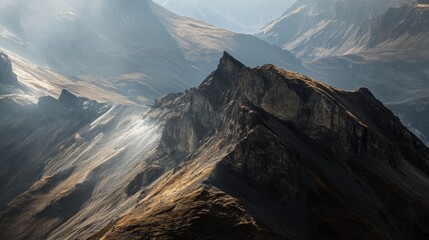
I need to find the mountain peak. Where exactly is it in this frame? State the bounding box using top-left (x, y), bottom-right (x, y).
top-left (220, 51), bottom-right (244, 67)
top-left (198, 53), bottom-right (247, 97)
top-left (216, 51), bottom-right (246, 75)
top-left (93, 56), bottom-right (429, 239)
top-left (58, 89), bottom-right (81, 107)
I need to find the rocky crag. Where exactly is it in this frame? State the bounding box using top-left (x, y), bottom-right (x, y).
top-left (92, 53), bottom-right (429, 240)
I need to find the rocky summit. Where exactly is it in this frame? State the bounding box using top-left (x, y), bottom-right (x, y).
top-left (89, 53), bottom-right (429, 240)
top-left (1, 52), bottom-right (428, 240)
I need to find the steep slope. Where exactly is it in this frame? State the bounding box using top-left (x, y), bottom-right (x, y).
top-left (91, 53), bottom-right (429, 240)
top-left (258, 0), bottom-right (429, 91)
top-left (306, 4), bottom-right (429, 140)
top-left (0, 51), bottom-right (131, 105)
top-left (0, 52), bottom-right (167, 239)
top-left (0, 95), bottom-right (163, 240)
top-left (258, 0), bottom-right (409, 61)
top-left (2, 53), bottom-right (428, 240)
top-left (0, 0), bottom-right (304, 104)
top-left (0, 89), bottom-right (109, 207)
top-left (365, 3), bottom-right (429, 58)
top-left (258, 1), bottom-right (429, 143)
top-left (388, 97), bottom-right (429, 146)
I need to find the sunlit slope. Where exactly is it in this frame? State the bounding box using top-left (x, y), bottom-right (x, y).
top-left (258, 0), bottom-right (409, 61)
top-left (0, 50), bottom-right (132, 105)
top-left (0, 93), bottom-right (163, 239)
top-left (0, 0), bottom-right (304, 104)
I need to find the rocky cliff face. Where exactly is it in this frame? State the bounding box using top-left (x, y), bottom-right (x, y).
top-left (91, 53), bottom-right (429, 240)
top-left (260, 1), bottom-right (429, 145)
top-left (1, 53), bottom-right (428, 239)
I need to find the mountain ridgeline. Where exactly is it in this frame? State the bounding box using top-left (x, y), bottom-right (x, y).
top-left (258, 0), bottom-right (429, 147)
top-left (0, 0), bottom-right (305, 104)
top-left (2, 53), bottom-right (427, 239)
top-left (91, 53), bottom-right (429, 239)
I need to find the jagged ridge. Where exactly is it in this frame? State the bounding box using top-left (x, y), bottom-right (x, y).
top-left (93, 53), bottom-right (429, 240)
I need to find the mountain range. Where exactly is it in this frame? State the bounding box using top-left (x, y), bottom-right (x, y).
top-left (0, 0), bottom-right (304, 104)
top-left (1, 52), bottom-right (428, 240)
top-left (0, 0), bottom-right (428, 239)
top-left (258, 0), bottom-right (429, 144)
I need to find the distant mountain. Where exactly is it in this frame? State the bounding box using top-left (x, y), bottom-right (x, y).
top-left (308, 4), bottom-right (429, 143)
top-left (388, 97), bottom-right (429, 145)
top-left (0, 0), bottom-right (304, 104)
top-left (2, 53), bottom-right (428, 240)
top-left (258, 0), bottom-right (429, 145)
top-left (153, 0), bottom-right (295, 33)
top-left (257, 0), bottom-right (408, 61)
top-left (306, 52), bottom-right (429, 103)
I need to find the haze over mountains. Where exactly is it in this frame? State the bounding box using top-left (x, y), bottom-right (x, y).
top-left (258, 0), bottom-right (429, 144)
top-left (0, 0), bottom-right (429, 239)
top-left (153, 0), bottom-right (296, 33)
top-left (0, 0), bottom-right (303, 104)
top-left (2, 51), bottom-right (429, 240)
top-left (259, 0), bottom-right (410, 60)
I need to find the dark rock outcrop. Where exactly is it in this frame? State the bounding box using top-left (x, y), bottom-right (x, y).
top-left (93, 53), bottom-right (429, 240)
top-left (58, 89), bottom-right (81, 107)
top-left (0, 52), bottom-right (19, 89)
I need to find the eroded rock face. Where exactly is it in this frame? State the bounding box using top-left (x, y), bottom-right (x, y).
top-left (94, 53), bottom-right (429, 240)
top-left (1, 53), bottom-right (428, 239)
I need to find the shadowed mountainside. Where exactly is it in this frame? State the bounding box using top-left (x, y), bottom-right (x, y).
top-left (1, 53), bottom-right (428, 239)
top-left (258, 0), bottom-right (429, 145)
top-left (90, 53), bottom-right (429, 240)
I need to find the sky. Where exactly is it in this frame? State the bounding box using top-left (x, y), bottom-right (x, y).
top-left (153, 0), bottom-right (296, 33)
